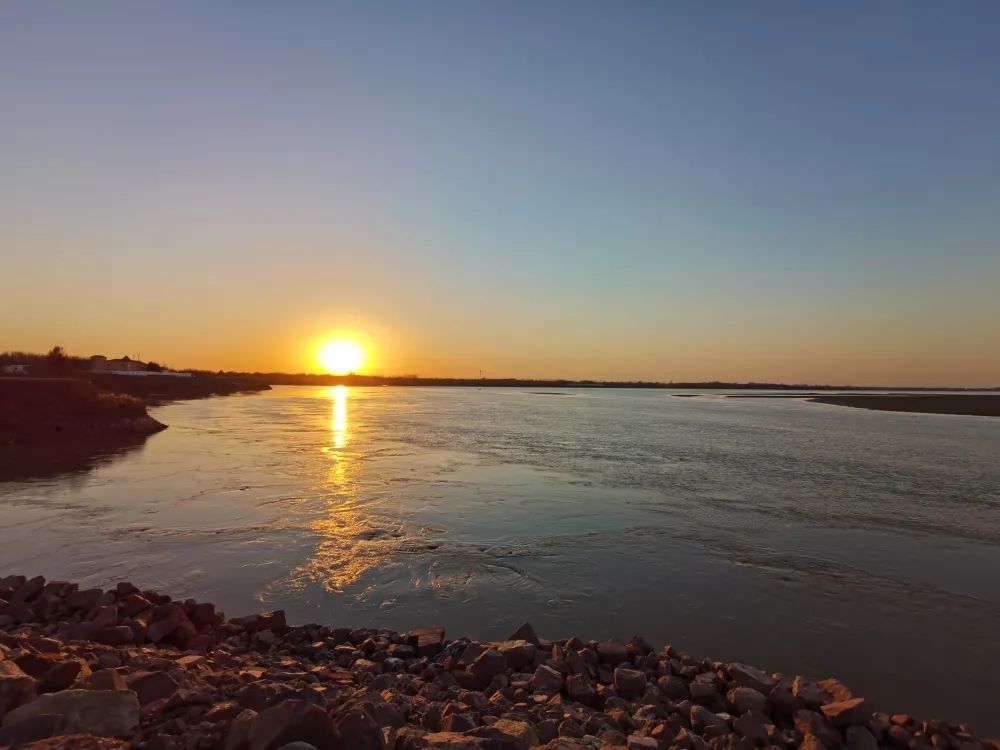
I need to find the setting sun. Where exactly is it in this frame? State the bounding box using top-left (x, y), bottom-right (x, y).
top-left (318, 340), bottom-right (365, 375)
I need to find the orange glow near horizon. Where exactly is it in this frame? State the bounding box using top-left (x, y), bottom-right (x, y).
top-left (317, 339), bottom-right (366, 375)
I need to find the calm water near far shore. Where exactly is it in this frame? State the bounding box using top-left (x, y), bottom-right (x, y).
top-left (2, 386), bottom-right (999, 730)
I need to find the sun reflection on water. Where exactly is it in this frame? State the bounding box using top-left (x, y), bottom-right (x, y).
top-left (289, 385), bottom-right (403, 594)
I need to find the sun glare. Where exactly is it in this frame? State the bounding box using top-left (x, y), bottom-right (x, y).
top-left (318, 340), bottom-right (365, 375)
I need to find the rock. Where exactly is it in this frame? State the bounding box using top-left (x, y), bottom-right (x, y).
top-left (0, 660), bottom-right (38, 719)
top-left (146, 605), bottom-right (196, 645)
top-left (277, 744), bottom-right (320, 750)
top-left (248, 699), bottom-right (338, 750)
top-left (0, 713), bottom-right (66, 746)
top-left (596, 641), bottom-right (628, 666)
top-left (691, 705), bottom-right (729, 734)
top-left (66, 589), bottom-right (103, 611)
top-left (95, 626), bottom-right (134, 646)
top-left (232, 611), bottom-right (288, 635)
top-left (565, 673), bottom-right (596, 705)
top-left (442, 713), bottom-right (477, 732)
top-left (424, 732), bottom-right (488, 748)
top-left (2, 689), bottom-right (139, 737)
top-left (727, 687), bottom-right (769, 715)
top-left (845, 726), bottom-right (879, 750)
top-left (658, 674), bottom-right (689, 700)
top-left (792, 677), bottom-right (829, 709)
top-left (9, 734), bottom-right (129, 749)
top-left (335, 707), bottom-right (385, 750)
top-left (225, 708), bottom-right (258, 750)
top-left (821, 698), bottom-right (869, 727)
top-left (733, 712), bottom-right (769, 745)
top-left (691, 681), bottom-right (721, 705)
top-left (767, 683), bottom-right (803, 719)
top-left (509, 623), bottom-right (541, 646)
top-left (794, 710), bottom-right (842, 749)
top-left (627, 737), bottom-right (659, 750)
top-left (497, 640), bottom-right (537, 670)
top-left (10, 576), bottom-right (46, 605)
top-left (127, 671), bottom-right (179, 706)
top-left (77, 669), bottom-right (126, 692)
top-left (728, 664), bottom-right (777, 694)
top-left (613, 667), bottom-right (647, 699)
top-left (39, 659), bottom-right (90, 693)
top-left (531, 665), bottom-right (564, 695)
top-left (818, 679), bottom-right (853, 703)
top-left (467, 718), bottom-right (540, 749)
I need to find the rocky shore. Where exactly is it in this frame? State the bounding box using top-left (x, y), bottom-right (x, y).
top-left (0, 575), bottom-right (995, 750)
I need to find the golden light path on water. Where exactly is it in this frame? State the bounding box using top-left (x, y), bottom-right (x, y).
top-left (294, 385), bottom-right (402, 594)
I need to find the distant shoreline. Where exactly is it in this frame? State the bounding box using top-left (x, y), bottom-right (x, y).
top-left (677, 391), bottom-right (1000, 417)
top-left (227, 372), bottom-right (999, 391)
top-left (809, 394), bottom-right (1000, 417)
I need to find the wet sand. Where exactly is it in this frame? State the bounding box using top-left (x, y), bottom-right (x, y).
top-left (810, 394), bottom-right (1000, 417)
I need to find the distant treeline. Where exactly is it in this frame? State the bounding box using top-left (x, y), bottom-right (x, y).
top-left (188, 371), bottom-right (997, 391)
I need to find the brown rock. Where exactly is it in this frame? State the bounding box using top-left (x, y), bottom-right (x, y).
top-left (14, 653), bottom-right (61, 679)
top-left (728, 686), bottom-right (768, 715)
top-left (792, 677), bottom-right (829, 710)
top-left (407, 627), bottom-right (446, 658)
top-left (0, 660), bottom-right (38, 719)
top-left (733, 712), bottom-right (769, 745)
top-left (767, 683), bottom-right (804, 719)
top-left (564, 673), bottom-right (595, 706)
top-left (845, 726), bottom-right (879, 750)
top-left (613, 667), bottom-right (647, 699)
top-left (10, 576), bottom-right (46, 605)
top-left (508, 623), bottom-right (541, 646)
top-left (14, 734), bottom-right (129, 749)
top-left (66, 589), bottom-right (103, 611)
top-left (691, 705), bottom-right (729, 733)
top-left (424, 732), bottom-right (488, 748)
top-left (77, 669), bottom-right (126, 692)
top-left (146, 605), bottom-right (196, 644)
top-left (335, 707), bottom-right (385, 750)
top-left (729, 664), bottom-right (777, 694)
top-left (467, 718), bottom-right (540, 749)
top-left (821, 698), bottom-right (869, 727)
top-left (95, 626), bottom-right (134, 646)
top-left (658, 674), bottom-right (689, 700)
top-left (531, 665), bottom-right (564, 695)
top-left (225, 708), bottom-right (258, 750)
top-left (248, 699), bottom-right (338, 750)
top-left (818, 679), bottom-right (853, 703)
top-left (596, 641), bottom-right (629, 666)
top-left (39, 659), bottom-right (90, 693)
top-left (794, 710), bottom-right (842, 749)
top-left (127, 671), bottom-right (179, 706)
top-left (497, 641), bottom-right (536, 670)
top-left (233, 610), bottom-right (288, 634)
top-left (2, 689), bottom-right (139, 737)
top-left (0, 713), bottom-right (66, 746)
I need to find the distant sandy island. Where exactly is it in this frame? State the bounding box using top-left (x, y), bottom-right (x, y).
top-left (809, 394), bottom-right (1000, 417)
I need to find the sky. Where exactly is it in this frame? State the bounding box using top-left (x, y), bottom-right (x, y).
top-left (2, 2), bottom-right (999, 386)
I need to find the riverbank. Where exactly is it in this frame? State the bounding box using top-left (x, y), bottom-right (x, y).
top-left (809, 394), bottom-right (1000, 417)
top-left (0, 574), bottom-right (995, 750)
top-left (0, 378), bottom-right (165, 446)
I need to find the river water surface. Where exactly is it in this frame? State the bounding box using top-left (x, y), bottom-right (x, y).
top-left (2, 386), bottom-right (999, 730)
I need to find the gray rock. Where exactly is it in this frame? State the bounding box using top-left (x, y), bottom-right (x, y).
top-left (1, 689), bottom-right (139, 737)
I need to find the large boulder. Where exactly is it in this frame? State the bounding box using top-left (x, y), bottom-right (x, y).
top-left (0, 661), bottom-right (38, 720)
top-left (248, 699), bottom-right (338, 750)
top-left (1, 689), bottom-right (139, 737)
top-left (728, 664), bottom-right (777, 694)
top-left (613, 667), bottom-right (647, 699)
top-left (531, 665), bottom-right (564, 695)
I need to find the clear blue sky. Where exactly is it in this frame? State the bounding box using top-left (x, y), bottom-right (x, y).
top-left (2, 2), bottom-right (998, 384)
